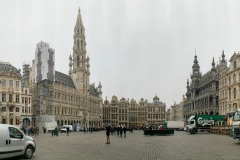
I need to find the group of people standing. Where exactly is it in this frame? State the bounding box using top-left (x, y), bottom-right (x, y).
top-left (21, 126), bottom-right (39, 137)
top-left (116, 125), bottom-right (127, 138)
top-left (106, 125), bottom-right (132, 144)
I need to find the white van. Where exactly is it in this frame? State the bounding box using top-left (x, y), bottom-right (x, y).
top-left (60, 125), bottom-right (73, 133)
top-left (0, 124), bottom-right (36, 159)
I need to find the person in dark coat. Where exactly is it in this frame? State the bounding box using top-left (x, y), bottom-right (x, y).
top-left (119, 126), bottom-right (123, 138)
top-left (55, 127), bottom-right (58, 137)
top-left (123, 126), bottom-right (127, 138)
top-left (106, 125), bottom-right (111, 144)
top-left (66, 127), bottom-right (70, 136)
top-left (42, 127), bottom-right (46, 134)
top-left (117, 126), bottom-right (120, 136)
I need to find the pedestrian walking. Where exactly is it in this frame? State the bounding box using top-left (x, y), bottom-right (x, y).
top-left (23, 127), bottom-right (26, 134)
top-left (123, 126), bottom-right (127, 138)
top-left (106, 125), bottom-right (111, 144)
top-left (55, 126), bottom-right (58, 137)
top-left (32, 127), bottom-right (37, 138)
top-left (120, 126), bottom-right (123, 138)
top-left (117, 126), bottom-right (120, 136)
top-left (111, 127), bottom-right (114, 135)
top-left (42, 127), bottom-right (46, 134)
top-left (36, 127), bottom-right (39, 135)
top-left (129, 127), bottom-right (133, 133)
top-left (67, 127), bottom-right (70, 136)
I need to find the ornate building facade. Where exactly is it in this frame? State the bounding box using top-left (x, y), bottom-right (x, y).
top-left (21, 64), bottom-right (34, 128)
top-left (29, 9), bottom-right (103, 129)
top-left (102, 95), bottom-right (166, 128)
top-left (219, 51), bottom-right (240, 115)
top-left (146, 96), bottom-right (167, 128)
top-left (103, 96), bottom-right (119, 127)
top-left (0, 62), bottom-right (24, 126)
top-left (183, 55), bottom-right (219, 122)
top-left (169, 97), bottom-right (184, 121)
top-left (137, 98), bottom-right (147, 128)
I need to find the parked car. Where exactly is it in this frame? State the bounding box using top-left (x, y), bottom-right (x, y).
top-left (0, 124), bottom-right (36, 159)
top-left (60, 125), bottom-right (73, 133)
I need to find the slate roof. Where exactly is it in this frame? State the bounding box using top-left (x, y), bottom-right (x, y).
top-left (55, 71), bottom-right (75, 88)
top-left (89, 85), bottom-right (98, 96)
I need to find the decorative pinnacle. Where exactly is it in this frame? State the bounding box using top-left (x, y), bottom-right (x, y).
top-left (212, 57), bottom-right (215, 67)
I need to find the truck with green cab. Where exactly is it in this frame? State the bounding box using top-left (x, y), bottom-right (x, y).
top-left (187, 115), bottom-right (225, 134)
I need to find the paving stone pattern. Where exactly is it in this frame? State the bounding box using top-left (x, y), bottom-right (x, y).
top-left (18, 131), bottom-right (240, 160)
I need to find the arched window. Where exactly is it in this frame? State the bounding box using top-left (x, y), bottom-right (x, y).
top-left (233, 103), bottom-right (237, 110)
top-left (234, 88), bottom-right (237, 99)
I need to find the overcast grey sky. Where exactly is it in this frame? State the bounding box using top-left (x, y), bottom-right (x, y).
top-left (0, 0), bottom-right (240, 107)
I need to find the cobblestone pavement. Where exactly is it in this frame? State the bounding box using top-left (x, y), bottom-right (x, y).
top-left (15, 131), bottom-right (240, 160)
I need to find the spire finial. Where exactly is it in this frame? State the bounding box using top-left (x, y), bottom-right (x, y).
top-left (212, 57), bottom-right (215, 67)
top-left (75, 7), bottom-right (84, 28)
top-left (195, 48), bottom-right (197, 56)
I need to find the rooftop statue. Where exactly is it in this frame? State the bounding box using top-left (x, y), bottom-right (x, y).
top-left (0, 62), bottom-right (21, 76)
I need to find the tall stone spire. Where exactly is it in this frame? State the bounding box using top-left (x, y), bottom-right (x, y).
top-left (70, 7), bottom-right (90, 94)
top-left (193, 55), bottom-right (199, 69)
top-left (97, 81), bottom-right (102, 98)
top-left (191, 54), bottom-right (201, 79)
top-left (211, 57), bottom-right (216, 71)
top-left (212, 57), bottom-right (215, 67)
top-left (221, 50), bottom-right (226, 63)
top-left (75, 7), bottom-right (84, 33)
